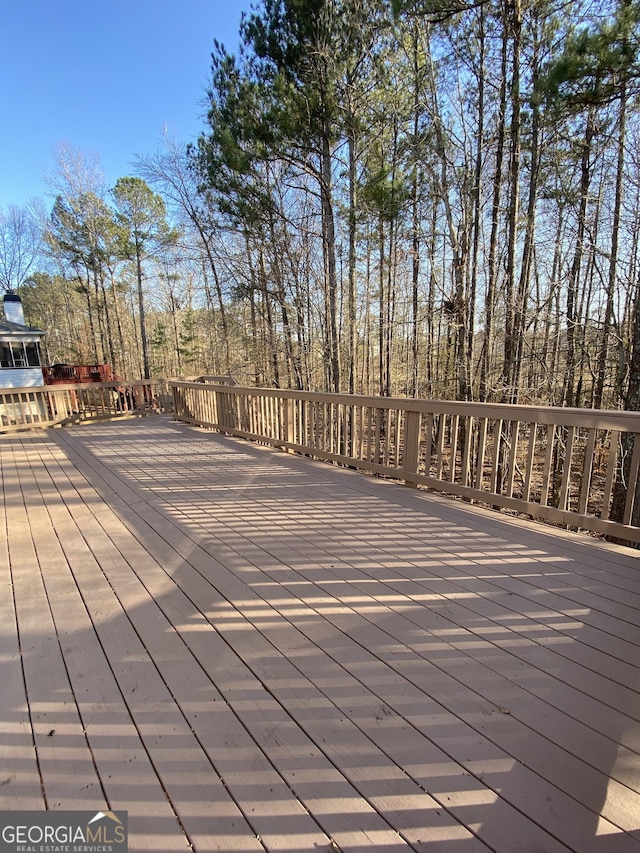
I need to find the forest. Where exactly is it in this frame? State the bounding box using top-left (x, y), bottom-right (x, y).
top-left (2, 0), bottom-right (640, 411)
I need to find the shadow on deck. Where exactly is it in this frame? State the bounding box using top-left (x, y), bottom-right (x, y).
top-left (2, 416), bottom-right (640, 852)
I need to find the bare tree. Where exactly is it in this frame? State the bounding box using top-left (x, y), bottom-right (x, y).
top-left (0, 204), bottom-right (41, 294)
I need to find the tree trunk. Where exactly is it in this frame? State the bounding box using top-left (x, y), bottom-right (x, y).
top-left (78, 267), bottom-right (98, 362)
top-left (513, 8), bottom-right (540, 402)
top-left (320, 132), bottom-right (341, 393)
top-left (109, 271), bottom-right (127, 375)
top-left (595, 89), bottom-right (627, 410)
top-left (480, 13), bottom-right (508, 401)
top-left (347, 103), bottom-right (358, 396)
top-left (468, 3), bottom-right (485, 401)
top-left (135, 247), bottom-right (151, 379)
top-left (378, 213), bottom-right (386, 396)
top-left (259, 249), bottom-right (280, 387)
top-left (99, 269), bottom-right (117, 369)
top-left (425, 22), bottom-right (469, 401)
top-left (410, 21), bottom-right (422, 398)
top-left (501, 0), bottom-right (522, 404)
top-left (564, 109), bottom-right (595, 408)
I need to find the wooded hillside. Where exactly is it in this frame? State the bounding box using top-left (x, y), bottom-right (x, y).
top-left (3, 0), bottom-right (640, 410)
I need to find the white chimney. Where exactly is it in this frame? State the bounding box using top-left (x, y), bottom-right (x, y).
top-left (3, 292), bottom-right (26, 325)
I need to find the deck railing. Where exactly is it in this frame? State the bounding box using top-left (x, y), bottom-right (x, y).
top-left (170, 380), bottom-right (640, 544)
top-left (0, 380), bottom-right (173, 432)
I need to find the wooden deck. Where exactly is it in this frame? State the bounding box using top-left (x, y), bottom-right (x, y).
top-left (2, 416), bottom-right (640, 853)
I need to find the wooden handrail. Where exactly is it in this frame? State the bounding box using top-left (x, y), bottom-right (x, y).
top-left (0, 380), bottom-right (173, 432)
top-left (170, 380), bottom-right (640, 544)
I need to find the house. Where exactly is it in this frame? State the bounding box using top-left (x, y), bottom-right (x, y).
top-left (0, 291), bottom-right (46, 388)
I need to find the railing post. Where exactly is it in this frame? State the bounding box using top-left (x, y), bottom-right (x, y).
top-left (623, 434), bottom-right (640, 526)
top-left (213, 388), bottom-right (222, 428)
top-left (403, 409), bottom-right (421, 487)
top-left (171, 384), bottom-right (181, 418)
top-left (283, 396), bottom-right (294, 449)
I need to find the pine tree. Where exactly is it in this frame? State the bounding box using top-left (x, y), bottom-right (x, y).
top-left (112, 177), bottom-right (178, 379)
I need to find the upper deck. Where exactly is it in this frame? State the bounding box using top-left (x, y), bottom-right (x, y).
top-left (2, 416), bottom-right (640, 852)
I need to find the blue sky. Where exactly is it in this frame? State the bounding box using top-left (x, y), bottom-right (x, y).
top-left (0, 0), bottom-right (253, 209)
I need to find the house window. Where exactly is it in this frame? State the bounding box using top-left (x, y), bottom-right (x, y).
top-left (25, 343), bottom-right (41, 366)
top-left (0, 341), bottom-right (41, 368)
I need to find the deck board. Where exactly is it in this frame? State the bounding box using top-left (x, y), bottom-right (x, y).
top-left (0, 443), bottom-right (43, 808)
top-left (8, 436), bottom-right (195, 850)
top-left (2, 417), bottom-right (640, 852)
